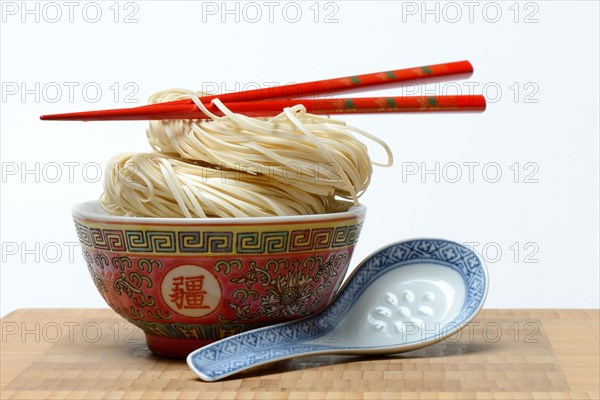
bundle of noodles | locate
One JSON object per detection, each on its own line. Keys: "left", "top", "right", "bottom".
{"left": 100, "top": 90, "right": 393, "bottom": 218}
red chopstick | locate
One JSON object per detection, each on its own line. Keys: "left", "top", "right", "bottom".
{"left": 40, "top": 95, "right": 486, "bottom": 121}
{"left": 142, "top": 60, "right": 473, "bottom": 107}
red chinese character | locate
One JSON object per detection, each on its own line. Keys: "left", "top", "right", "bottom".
{"left": 170, "top": 275, "right": 209, "bottom": 309}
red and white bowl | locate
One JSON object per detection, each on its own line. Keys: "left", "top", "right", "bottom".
{"left": 72, "top": 200, "right": 366, "bottom": 358}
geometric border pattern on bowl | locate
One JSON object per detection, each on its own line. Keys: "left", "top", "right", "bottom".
{"left": 74, "top": 222, "right": 363, "bottom": 255}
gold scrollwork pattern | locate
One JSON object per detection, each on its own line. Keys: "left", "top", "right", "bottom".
{"left": 138, "top": 258, "right": 162, "bottom": 273}
{"left": 113, "top": 270, "right": 156, "bottom": 308}
{"left": 94, "top": 254, "right": 109, "bottom": 269}
{"left": 112, "top": 256, "right": 133, "bottom": 271}
{"left": 214, "top": 259, "right": 243, "bottom": 275}
{"left": 147, "top": 308, "right": 173, "bottom": 320}
{"left": 220, "top": 251, "right": 350, "bottom": 323}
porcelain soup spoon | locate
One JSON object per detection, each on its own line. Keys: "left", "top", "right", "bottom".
{"left": 188, "top": 238, "right": 489, "bottom": 381}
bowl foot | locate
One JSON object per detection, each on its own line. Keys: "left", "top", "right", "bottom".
{"left": 145, "top": 334, "right": 213, "bottom": 359}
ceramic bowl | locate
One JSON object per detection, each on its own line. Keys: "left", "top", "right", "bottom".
{"left": 72, "top": 201, "right": 366, "bottom": 358}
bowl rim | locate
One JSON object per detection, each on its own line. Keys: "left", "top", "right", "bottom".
{"left": 72, "top": 200, "right": 367, "bottom": 225}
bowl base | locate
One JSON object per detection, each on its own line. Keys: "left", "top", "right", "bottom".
{"left": 145, "top": 334, "right": 213, "bottom": 359}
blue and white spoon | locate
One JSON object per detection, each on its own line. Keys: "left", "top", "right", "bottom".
{"left": 188, "top": 238, "right": 488, "bottom": 381}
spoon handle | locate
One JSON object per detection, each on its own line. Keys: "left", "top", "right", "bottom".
{"left": 187, "top": 318, "right": 337, "bottom": 381}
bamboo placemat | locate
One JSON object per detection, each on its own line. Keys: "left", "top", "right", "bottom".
{"left": 1, "top": 309, "right": 598, "bottom": 399}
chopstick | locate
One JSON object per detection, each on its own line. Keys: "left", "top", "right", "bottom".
{"left": 40, "top": 95, "right": 486, "bottom": 121}
{"left": 143, "top": 60, "right": 474, "bottom": 106}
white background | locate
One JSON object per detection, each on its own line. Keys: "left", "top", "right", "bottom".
{"left": 1, "top": 1, "right": 598, "bottom": 317}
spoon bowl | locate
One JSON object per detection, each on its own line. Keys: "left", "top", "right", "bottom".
{"left": 187, "top": 238, "right": 488, "bottom": 381}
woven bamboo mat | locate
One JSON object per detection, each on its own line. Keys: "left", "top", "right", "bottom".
{"left": 1, "top": 309, "right": 598, "bottom": 399}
